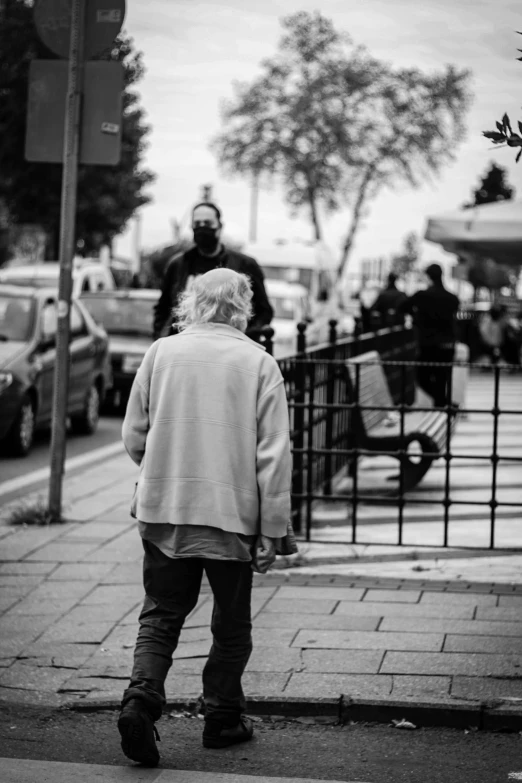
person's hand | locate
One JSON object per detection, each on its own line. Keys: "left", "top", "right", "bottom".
{"left": 252, "top": 535, "right": 276, "bottom": 574}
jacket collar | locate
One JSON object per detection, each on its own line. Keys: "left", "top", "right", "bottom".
{"left": 179, "top": 322, "right": 266, "bottom": 350}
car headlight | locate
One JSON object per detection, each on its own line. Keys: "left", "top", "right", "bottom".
{"left": 0, "top": 372, "right": 13, "bottom": 394}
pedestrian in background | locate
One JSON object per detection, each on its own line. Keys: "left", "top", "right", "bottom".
{"left": 370, "top": 272, "right": 408, "bottom": 327}
{"left": 400, "top": 263, "right": 460, "bottom": 407}
{"left": 119, "top": 268, "right": 293, "bottom": 767}
{"left": 153, "top": 202, "right": 273, "bottom": 340}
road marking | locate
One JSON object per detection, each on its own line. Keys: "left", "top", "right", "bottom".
{"left": 0, "top": 441, "right": 124, "bottom": 499}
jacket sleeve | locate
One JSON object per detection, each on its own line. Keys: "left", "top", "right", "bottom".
{"left": 256, "top": 372, "right": 292, "bottom": 538}
{"left": 153, "top": 259, "right": 177, "bottom": 339}
{"left": 122, "top": 343, "right": 158, "bottom": 465}
{"left": 246, "top": 259, "right": 274, "bottom": 332}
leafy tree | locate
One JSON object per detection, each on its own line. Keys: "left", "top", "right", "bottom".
{"left": 0, "top": 0, "right": 155, "bottom": 257}
{"left": 463, "top": 162, "right": 515, "bottom": 208}
{"left": 390, "top": 232, "right": 420, "bottom": 278}
{"left": 211, "top": 11, "right": 472, "bottom": 278}
{"left": 483, "top": 33, "right": 522, "bottom": 163}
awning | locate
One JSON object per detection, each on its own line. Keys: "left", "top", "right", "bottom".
{"left": 424, "top": 199, "right": 522, "bottom": 267}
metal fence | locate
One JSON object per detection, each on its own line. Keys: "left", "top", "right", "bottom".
{"left": 260, "top": 323, "right": 522, "bottom": 551}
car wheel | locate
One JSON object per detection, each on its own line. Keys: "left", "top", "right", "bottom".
{"left": 8, "top": 395, "right": 35, "bottom": 457}
{"left": 71, "top": 383, "right": 100, "bottom": 435}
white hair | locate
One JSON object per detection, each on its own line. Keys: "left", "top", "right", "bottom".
{"left": 174, "top": 269, "right": 253, "bottom": 332}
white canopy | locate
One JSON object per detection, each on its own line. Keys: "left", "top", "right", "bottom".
{"left": 424, "top": 199, "right": 522, "bottom": 267}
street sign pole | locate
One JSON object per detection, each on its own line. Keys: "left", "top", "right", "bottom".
{"left": 48, "top": 0, "right": 86, "bottom": 519}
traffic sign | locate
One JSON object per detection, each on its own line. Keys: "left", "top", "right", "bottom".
{"left": 34, "top": 0, "right": 125, "bottom": 59}
{"left": 25, "top": 59, "right": 123, "bottom": 166}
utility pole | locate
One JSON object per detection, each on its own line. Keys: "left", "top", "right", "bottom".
{"left": 48, "top": 0, "right": 85, "bottom": 518}
{"left": 249, "top": 173, "right": 259, "bottom": 243}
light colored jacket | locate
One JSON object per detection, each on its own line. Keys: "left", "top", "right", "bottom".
{"left": 122, "top": 323, "right": 292, "bottom": 538}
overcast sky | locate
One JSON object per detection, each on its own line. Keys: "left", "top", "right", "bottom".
{"left": 114, "top": 0, "right": 522, "bottom": 272}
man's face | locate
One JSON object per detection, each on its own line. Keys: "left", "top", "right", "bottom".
{"left": 192, "top": 206, "right": 220, "bottom": 234}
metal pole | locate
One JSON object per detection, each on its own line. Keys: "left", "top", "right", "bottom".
{"left": 249, "top": 173, "right": 259, "bottom": 243}
{"left": 48, "top": 0, "right": 86, "bottom": 519}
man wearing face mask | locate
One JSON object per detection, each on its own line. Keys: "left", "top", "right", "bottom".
{"left": 153, "top": 202, "right": 273, "bottom": 341}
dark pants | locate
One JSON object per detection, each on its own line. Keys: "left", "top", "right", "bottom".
{"left": 122, "top": 540, "right": 253, "bottom": 725}
{"left": 417, "top": 346, "right": 454, "bottom": 408}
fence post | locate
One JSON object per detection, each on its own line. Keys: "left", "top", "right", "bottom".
{"left": 323, "top": 319, "right": 337, "bottom": 496}
{"left": 291, "top": 322, "right": 307, "bottom": 534}
{"left": 261, "top": 325, "right": 274, "bottom": 356}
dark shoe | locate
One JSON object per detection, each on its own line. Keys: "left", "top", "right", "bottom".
{"left": 203, "top": 716, "right": 254, "bottom": 749}
{"left": 118, "top": 699, "right": 160, "bottom": 767}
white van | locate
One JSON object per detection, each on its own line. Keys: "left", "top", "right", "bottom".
{"left": 242, "top": 240, "right": 346, "bottom": 337}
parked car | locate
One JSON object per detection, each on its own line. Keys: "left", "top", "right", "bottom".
{"left": 0, "top": 260, "right": 116, "bottom": 297}
{"left": 79, "top": 289, "right": 157, "bottom": 409}
{"left": 265, "top": 279, "right": 329, "bottom": 358}
{"left": 0, "top": 285, "right": 111, "bottom": 456}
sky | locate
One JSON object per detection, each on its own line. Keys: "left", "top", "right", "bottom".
{"left": 114, "top": 0, "right": 522, "bottom": 276}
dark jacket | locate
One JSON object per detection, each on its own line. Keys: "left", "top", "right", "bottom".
{"left": 153, "top": 245, "right": 274, "bottom": 340}
{"left": 401, "top": 284, "right": 460, "bottom": 348}
{"left": 371, "top": 284, "right": 408, "bottom": 315}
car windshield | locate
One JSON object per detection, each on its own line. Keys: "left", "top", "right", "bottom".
{"left": 0, "top": 295, "right": 35, "bottom": 341}
{"left": 262, "top": 266, "right": 313, "bottom": 290}
{"left": 81, "top": 296, "right": 153, "bottom": 336}
{"left": 271, "top": 296, "right": 297, "bottom": 320}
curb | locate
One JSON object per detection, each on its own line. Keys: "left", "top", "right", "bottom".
{"left": 67, "top": 694, "right": 522, "bottom": 732}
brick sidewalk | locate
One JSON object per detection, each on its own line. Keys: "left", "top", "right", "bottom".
{"left": 1, "top": 453, "right": 522, "bottom": 729}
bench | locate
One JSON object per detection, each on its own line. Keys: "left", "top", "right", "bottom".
{"left": 345, "top": 350, "right": 466, "bottom": 491}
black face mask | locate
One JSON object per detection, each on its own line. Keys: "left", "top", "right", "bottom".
{"left": 193, "top": 227, "right": 219, "bottom": 254}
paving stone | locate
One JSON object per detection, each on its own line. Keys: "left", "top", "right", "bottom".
{"left": 275, "top": 586, "right": 365, "bottom": 602}
{"left": 293, "top": 630, "right": 444, "bottom": 652}
{"left": 164, "top": 673, "right": 205, "bottom": 697}
{"left": 0, "top": 661, "right": 75, "bottom": 690}
{"left": 178, "top": 626, "right": 212, "bottom": 644}
{"left": 243, "top": 672, "right": 291, "bottom": 696}
{"left": 476, "top": 606, "right": 522, "bottom": 622}
{"left": 184, "top": 601, "right": 213, "bottom": 628}
{"left": 334, "top": 602, "right": 475, "bottom": 619}
{"left": 0, "top": 583, "right": 39, "bottom": 600}
{"left": 301, "top": 649, "right": 383, "bottom": 674}
{"left": 4, "top": 596, "right": 78, "bottom": 616}
{"left": 49, "top": 563, "right": 116, "bottom": 581}
{"left": 28, "top": 581, "right": 97, "bottom": 601}
{"left": 17, "top": 642, "right": 98, "bottom": 668}
{"left": 80, "top": 530, "right": 142, "bottom": 562}
{"left": 451, "top": 676, "right": 522, "bottom": 701}
{"left": 0, "top": 595, "right": 22, "bottom": 612}
{"left": 0, "top": 657, "right": 15, "bottom": 668}
{"left": 284, "top": 672, "right": 392, "bottom": 698}
{"left": 0, "top": 635, "right": 41, "bottom": 659}
{"left": 444, "top": 634, "right": 522, "bottom": 654}
{"left": 61, "top": 602, "right": 140, "bottom": 626}
{"left": 169, "top": 658, "right": 206, "bottom": 675}
{"left": 252, "top": 627, "right": 299, "bottom": 647}
{"left": 172, "top": 642, "right": 210, "bottom": 660}
{"left": 254, "top": 612, "right": 379, "bottom": 632}
{"left": 0, "top": 686, "right": 70, "bottom": 706}
{"left": 391, "top": 675, "right": 451, "bottom": 699}
{"left": 62, "top": 522, "right": 133, "bottom": 541}
{"left": 498, "top": 595, "right": 522, "bottom": 607}
{"left": 419, "top": 592, "right": 498, "bottom": 607}
{"left": 58, "top": 675, "right": 129, "bottom": 693}
{"left": 24, "top": 542, "right": 100, "bottom": 562}
{"left": 379, "top": 617, "right": 522, "bottom": 637}
{"left": 100, "top": 563, "right": 142, "bottom": 584}
{"left": 119, "top": 606, "right": 141, "bottom": 626}
{"left": 380, "top": 651, "right": 522, "bottom": 677}
{"left": 363, "top": 589, "right": 421, "bottom": 603}
{"left": 264, "top": 598, "right": 338, "bottom": 615}
{"left": 0, "top": 574, "right": 46, "bottom": 588}
{"left": 37, "top": 621, "right": 115, "bottom": 645}
{"left": 246, "top": 646, "right": 302, "bottom": 673}
{"left": 79, "top": 584, "right": 144, "bottom": 605}
{"left": 0, "top": 562, "right": 56, "bottom": 576}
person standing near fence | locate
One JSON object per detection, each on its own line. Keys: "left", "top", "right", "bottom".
{"left": 400, "top": 263, "right": 460, "bottom": 407}
{"left": 118, "top": 268, "right": 292, "bottom": 767}
{"left": 370, "top": 272, "right": 408, "bottom": 327}
{"left": 153, "top": 202, "right": 273, "bottom": 341}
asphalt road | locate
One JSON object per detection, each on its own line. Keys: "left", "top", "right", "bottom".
{"left": 0, "top": 705, "right": 520, "bottom": 783}
{"left": 0, "top": 413, "right": 124, "bottom": 501}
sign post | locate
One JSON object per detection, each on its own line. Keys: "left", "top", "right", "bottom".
{"left": 47, "top": 0, "right": 86, "bottom": 519}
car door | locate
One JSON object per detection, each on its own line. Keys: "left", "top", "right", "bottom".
{"left": 67, "top": 302, "right": 96, "bottom": 413}
{"left": 36, "top": 299, "right": 58, "bottom": 425}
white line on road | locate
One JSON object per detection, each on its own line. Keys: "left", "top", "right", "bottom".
{"left": 0, "top": 441, "right": 125, "bottom": 499}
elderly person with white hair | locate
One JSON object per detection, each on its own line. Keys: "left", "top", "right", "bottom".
{"left": 118, "top": 268, "right": 293, "bottom": 767}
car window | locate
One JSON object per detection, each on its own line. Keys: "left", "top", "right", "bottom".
{"left": 41, "top": 302, "right": 58, "bottom": 343}
{"left": 81, "top": 275, "right": 91, "bottom": 293}
{"left": 272, "top": 296, "right": 296, "bottom": 320}
{"left": 70, "top": 303, "right": 87, "bottom": 337}
{"left": 95, "top": 272, "right": 108, "bottom": 291}
{"left": 0, "top": 295, "right": 35, "bottom": 341}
